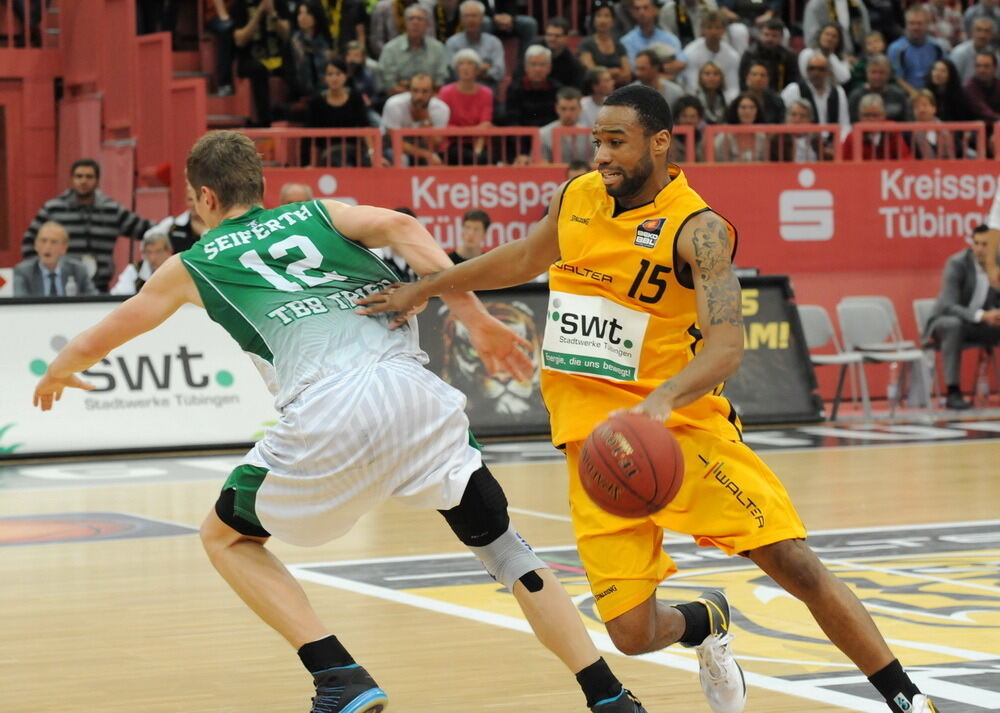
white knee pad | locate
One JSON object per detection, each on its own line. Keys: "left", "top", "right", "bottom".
{"left": 468, "top": 524, "right": 546, "bottom": 590}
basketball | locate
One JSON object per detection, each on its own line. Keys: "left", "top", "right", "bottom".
{"left": 578, "top": 413, "right": 684, "bottom": 518}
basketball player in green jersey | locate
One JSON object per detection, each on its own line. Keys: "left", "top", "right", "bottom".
{"left": 32, "top": 131, "right": 649, "bottom": 713}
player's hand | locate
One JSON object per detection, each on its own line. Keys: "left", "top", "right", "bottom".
{"left": 465, "top": 314, "right": 534, "bottom": 381}
{"left": 355, "top": 281, "right": 427, "bottom": 328}
{"left": 611, "top": 392, "right": 674, "bottom": 424}
{"left": 33, "top": 372, "right": 95, "bottom": 411}
{"left": 983, "top": 309, "right": 1000, "bottom": 327}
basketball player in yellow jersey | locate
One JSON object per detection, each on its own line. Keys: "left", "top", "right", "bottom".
{"left": 359, "top": 85, "right": 940, "bottom": 713}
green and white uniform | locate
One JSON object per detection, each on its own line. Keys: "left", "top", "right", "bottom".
{"left": 182, "top": 200, "right": 482, "bottom": 545}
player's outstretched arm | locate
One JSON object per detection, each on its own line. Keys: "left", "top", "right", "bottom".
{"left": 33, "top": 256, "right": 199, "bottom": 411}
{"left": 353, "top": 188, "right": 563, "bottom": 321}
{"left": 323, "top": 199, "right": 536, "bottom": 379}
{"left": 633, "top": 211, "right": 744, "bottom": 422}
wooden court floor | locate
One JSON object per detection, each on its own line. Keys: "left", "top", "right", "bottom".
{"left": 2, "top": 432, "right": 998, "bottom": 713}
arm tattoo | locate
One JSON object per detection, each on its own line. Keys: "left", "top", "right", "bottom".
{"left": 690, "top": 219, "right": 743, "bottom": 327}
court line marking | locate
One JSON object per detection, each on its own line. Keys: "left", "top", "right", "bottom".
{"left": 290, "top": 566, "right": 888, "bottom": 713}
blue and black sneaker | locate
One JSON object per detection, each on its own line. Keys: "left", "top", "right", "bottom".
{"left": 309, "top": 664, "right": 388, "bottom": 713}
{"left": 590, "top": 687, "right": 647, "bottom": 713}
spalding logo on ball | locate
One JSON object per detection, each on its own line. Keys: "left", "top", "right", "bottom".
{"left": 579, "top": 412, "right": 684, "bottom": 518}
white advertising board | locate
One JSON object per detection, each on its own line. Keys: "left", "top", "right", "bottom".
{"left": 1, "top": 301, "right": 275, "bottom": 457}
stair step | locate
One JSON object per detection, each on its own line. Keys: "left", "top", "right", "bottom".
{"left": 172, "top": 50, "right": 201, "bottom": 73}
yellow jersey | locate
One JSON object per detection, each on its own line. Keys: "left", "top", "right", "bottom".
{"left": 541, "top": 166, "right": 741, "bottom": 447}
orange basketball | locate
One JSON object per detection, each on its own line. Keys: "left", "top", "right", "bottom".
{"left": 579, "top": 413, "right": 684, "bottom": 518}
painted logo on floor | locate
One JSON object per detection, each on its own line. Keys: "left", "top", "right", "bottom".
{"left": 0, "top": 512, "right": 196, "bottom": 546}
{"left": 292, "top": 521, "right": 1000, "bottom": 713}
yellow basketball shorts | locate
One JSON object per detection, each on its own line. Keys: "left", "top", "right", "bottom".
{"left": 565, "top": 424, "right": 807, "bottom": 622}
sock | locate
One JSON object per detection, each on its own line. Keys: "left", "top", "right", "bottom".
{"left": 868, "top": 659, "right": 921, "bottom": 713}
{"left": 575, "top": 657, "right": 623, "bottom": 709}
{"left": 673, "top": 601, "right": 710, "bottom": 646}
{"left": 298, "top": 635, "right": 355, "bottom": 674}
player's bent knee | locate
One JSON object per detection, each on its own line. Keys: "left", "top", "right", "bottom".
{"left": 751, "top": 539, "right": 825, "bottom": 596}
{"left": 469, "top": 525, "right": 547, "bottom": 590}
{"left": 605, "top": 620, "right": 654, "bottom": 656}
{"left": 439, "top": 465, "right": 511, "bottom": 547}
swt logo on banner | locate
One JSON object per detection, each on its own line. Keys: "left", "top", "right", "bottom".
{"left": 779, "top": 168, "right": 834, "bottom": 241}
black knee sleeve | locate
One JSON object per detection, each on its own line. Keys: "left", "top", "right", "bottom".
{"left": 438, "top": 466, "right": 511, "bottom": 547}
{"left": 214, "top": 488, "right": 271, "bottom": 538}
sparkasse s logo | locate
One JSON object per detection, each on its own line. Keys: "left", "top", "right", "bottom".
{"left": 779, "top": 168, "right": 834, "bottom": 241}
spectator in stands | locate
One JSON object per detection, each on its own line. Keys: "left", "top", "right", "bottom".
{"left": 146, "top": 186, "right": 209, "bottom": 253}
{"left": 439, "top": 48, "right": 494, "bottom": 164}
{"left": 714, "top": 92, "right": 769, "bottom": 162}
{"left": 279, "top": 183, "right": 314, "bottom": 202}
{"left": 21, "top": 159, "right": 153, "bottom": 293}
{"left": 206, "top": 0, "right": 236, "bottom": 95}
{"left": 843, "top": 93, "right": 912, "bottom": 159}
{"left": 504, "top": 45, "right": 561, "bottom": 127}
{"left": 743, "top": 61, "right": 785, "bottom": 124}
{"left": 951, "top": 18, "right": 999, "bottom": 82}
{"left": 291, "top": 2, "right": 334, "bottom": 98}
{"left": 799, "top": 22, "right": 853, "bottom": 89}
{"left": 370, "top": 0, "right": 426, "bottom": 58}
{"left": 306, "top": 58, "right": 381, "bottom": 166}
{"left": 717, "top": 0, "right": 781, "bottom": 54}
{"left": 430, "top": 0, "right": 463, "bottom": 43}
{"left": 446, "top": 209, "right": 490, "bottom": 263}
{"left": 233, "top": 0, "right": 294, "bottom": 126}
{"left": 344, "top": 40, "right": 377, "bottom": 99}
{"left": 927, "top": 58, "right": 973, "bottom": 121}
{"left": 535, "top": 17, "right": 585, "bottom": 90}
{"left": 963, "top": 50, "right": 1000, "bottom": 124}
{"left": 924, "top": 223, "right": 1000, "bottom": 410}
{"left": 566, "top": 159, "right": 591, "bottom": 179}
{"left": 382, "top": 72, "right": 450, "bottom": 164}
{"left": 693, "top": 60, "right": 732, "bottom": 123}
{"left": 847, "top": 53, "right": 909, "bottom": 122}
{"left": 378, "top": 5, "right": 449, "bottom": 97}
{"left": 802, "top": 0, "right": 870, "bottom": 59}
{"left": 668, "top": 94, "right": 706, "bottom": 162}
{"left": 681, "top": 11, "right": 741, "bottom": 93}
{"left": 888, "top": 5, "right": 947, "bottom": 94}
{"left": 109, "top": 233, "right": 173, "bottom": 296}
{"left": 926, "top": 0, "right": 965, "bottom": 50}
{"left": 907, "top": 89, "right": 955, "bottom": 159}
{"left": 963, "top": 0, "right": 1000, "bottom": 39}
{"left": 621, "top": 0, "right": 687, "bottom": 71}
{"left": 580, "top": 66, "right": 614, "bottom": 125}
{"left": 578, "top": 0, "right": 631, "bottom": 88}
{"left": 612, "top": 0, "right": 636, "bottom": 37}
{"left": 780, "top": 53, "right": 851, "bottom": 137}
{"left": 539, "top": 87, "right": 591, "bottom": 163}
{"left": 848, "top": 29, "right": 886, "bottom": 89}
{"left": 738, "top": 18, "right": 797, "bottom": 92}
{"left": 444, "top": 1, "right": 505, "bottom": 91}
{"left": 318, "top": 0, "right": 368, "bottom": 55}
{"left": 659, "top": 0, "right": 711, "bottom": 47}
{"left": 14, "top": 221, "right": 98, "bottom": 297}
{"left": 632, "top": 48, "right": 688, "bottom": 112}
{"left": 480, "top": 0, "right": 538, "bottom": 57}
{"left": 772, "top": 98, "right": 828, "bottom": 161}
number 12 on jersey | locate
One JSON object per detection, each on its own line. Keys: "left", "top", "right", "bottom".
{"left": 238, "top": 234, "right": 348, "bottom": 292}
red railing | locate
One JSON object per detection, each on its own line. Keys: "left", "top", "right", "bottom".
{"left": 0, "top": 0, "right": 59, "bottom": 49}
{"left": 241, "top": 128, "right": 384, "bottom": 168}
{"left": 703, "top": 124, "right": 844, "bottom": 163}
{"left": 388, "top": 126, "right": 543, "bottom": 167}
{"left": 846, "top": 121, "right": 987, "bottom": 161}
{"left": 551, "top": 125, "right": 696, "bottom": 164}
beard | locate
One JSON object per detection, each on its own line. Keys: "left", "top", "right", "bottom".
{"left": 603, "top": 152, "right": 654, "bottom": 201}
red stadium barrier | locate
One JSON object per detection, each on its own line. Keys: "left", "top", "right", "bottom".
{"left": 550, "top": 125, "right": 698, "bottom": 164}
{"left": 845, "top": 121, "right": 987, "bottom": 161}
{"left": 703, "top": 123, "right": 844, "bottom": 163}
{"left": 388, "top": 126, "right": 543, "bottom": 167}
{"left": 241, "top": 128, "right": 384, "bottom": 169}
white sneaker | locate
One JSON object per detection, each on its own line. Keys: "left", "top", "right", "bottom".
{"left": 910, "top": 694, "right": 940, "bottom": 712}
{"left": 691, "top": 591, "right": 747, "bottom": 713}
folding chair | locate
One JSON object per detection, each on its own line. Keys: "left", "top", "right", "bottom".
{"left": 798, "top": 304, "right": 871, "bottom": 421}
{"left": 914, "top": 297, "right": 1000, "bottom": 404}
{"left": 837, "top": 301, "right": 926, "bottom": 417}
{"left": 840, "top": 296, "right": 916, "bottom": 350}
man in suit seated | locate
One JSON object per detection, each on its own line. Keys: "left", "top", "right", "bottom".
{"left": 924, "top": 223, "right": 1000, "bottom": 409}
{"left": 14, "top": 221, "right": 98, "bottom": 297}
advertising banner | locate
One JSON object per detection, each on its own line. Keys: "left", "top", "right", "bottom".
{"left": 1, "top": 300, "right": 275, "bottom": 457}
{"left": 265, "top": 161, "right": 1000, "bottom": 274}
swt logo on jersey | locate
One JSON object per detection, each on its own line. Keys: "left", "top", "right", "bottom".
{"left": 634, "top": 218, "right": 667, "bottom": 248}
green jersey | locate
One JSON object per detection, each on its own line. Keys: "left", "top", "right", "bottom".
{"left": 181, "top": 200, "right": 422, "bottom": 407}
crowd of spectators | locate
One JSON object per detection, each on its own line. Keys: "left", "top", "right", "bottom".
{"left": 200, "top": 0, "right": 1000, "bottom": 165}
